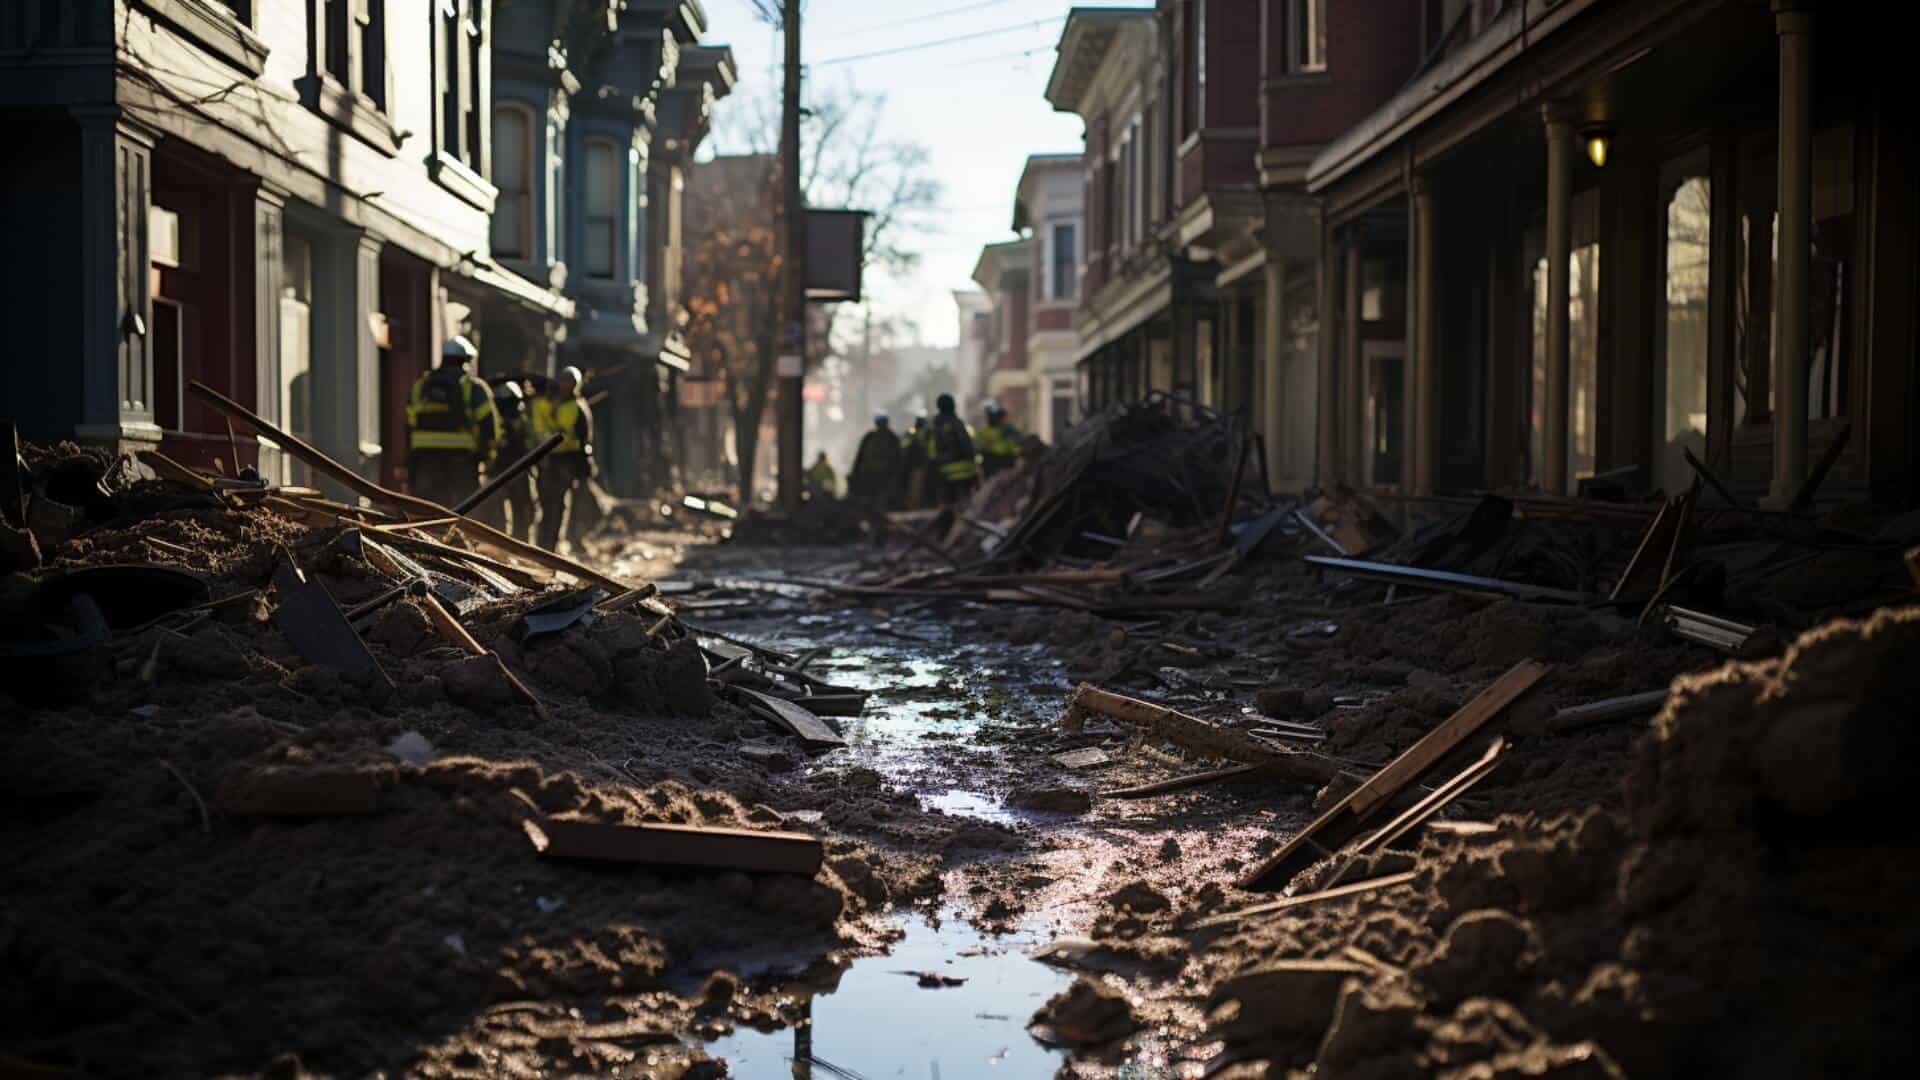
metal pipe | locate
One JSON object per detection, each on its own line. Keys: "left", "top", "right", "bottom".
{"left": 452, "top": 433, "right": 563, "bottom": 516}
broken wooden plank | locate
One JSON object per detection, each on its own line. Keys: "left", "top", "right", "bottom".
{"left": 217, "top": 767, "right": 385, "bottom": 816}
{"left": 732, "top": 686, "right": 847, "bottom": 749}
{"left": 417, "top": 591, "right": 551, "bottom": 721}
{"left": 453, "top": 433, "right": 563, "bottom": 516}
{"left": 1682, "top": 445, "right": 1745, "bottom": 509}
{"left": 1238, "top": 658, "right": 1548, "bottom": 891}
{"left": 524, "top": 817, "right": 823, "bottom": 876}
{"left": 1304, "top": 556, "right": 1589, "bottom": 605}
{"left": 1, "top": 419, "right": 25, "bottom": 528}
{"left": 187, "top": 380, "right": 646, "bottom": 598}
{"left": 1608, "top": 497, "right": 1679, "bottom": 602}
{"left": 1789, "top": 420, "right": 1851, "bottom": 514}
{"left": 1052, "top": 747, "right": 1113, "bottom": 770}
{"left": 1539, "top": 689, "right": 1669, "bottom": 734}
{"left": 1194, "top": 870, "right": 1420, "bottom": 928}
{"left": 136, "top": 449, "right": 218, "bottom": 494}
{"left": 271, "top": 553, "right": 393, "bottom": 690}
{"left": 1100, "top": 762, "right": 1269, "bottom": 799}
{"left": 1350, "top": 736, "right": 1506, "bottom": 857}
{"left": 1665, "top": 606, "right": 1755, "bottom": 652}
{"left": 1065, "top": 684, "right": 1339, "bottom": 785}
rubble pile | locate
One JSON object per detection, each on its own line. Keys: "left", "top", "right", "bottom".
{"left": 0, "top": 434, "right": 982, "bottom": 1076}
{"left": 1157, "top": 604, "right": 1920, "bottom": 1078}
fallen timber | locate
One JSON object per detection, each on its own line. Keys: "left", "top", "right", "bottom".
{"left": 1239, "top": 658, "right": 1550, "bottom": 891}
{"left": 1303, "top": 555, "right": 1592, "bottom": 605}
{"left": 1065, "top": 684, "right": 1341, "bottom": 787}
{"left": 187, "top": 380, "right": 653, "bottom": 603}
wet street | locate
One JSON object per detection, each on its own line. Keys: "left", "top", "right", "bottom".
{"left": 598, "top": 532, "right": 1317, "bottom": 1077}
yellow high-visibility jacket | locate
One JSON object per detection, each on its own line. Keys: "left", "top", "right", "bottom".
{"left": 977, "top": 421, "right": 1022, "bottom": 466}
{"left": 407, "top": 368, "right": 499, "bottom": 456}
{"left": 930, "top": 415, "right": 978, "bottom": 482}
{"left": 530, "top": 392, "right": 592, "bottom": 455}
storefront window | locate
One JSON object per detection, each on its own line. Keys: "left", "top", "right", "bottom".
{"left": 1659, "top": 168, "right": 1711, "bottom": 494}
{"left": 1527, "top": 191, "right": 1600, "bottom": 492}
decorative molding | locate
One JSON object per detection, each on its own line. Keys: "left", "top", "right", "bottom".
{"left": 136, "top": 0, "right": 269, "bottom": 77}
{"left": 296, "top": 73, "right": 403, "bottom": 157}
{"left": 429, "top": 151, "right": 500, "bottom": 212}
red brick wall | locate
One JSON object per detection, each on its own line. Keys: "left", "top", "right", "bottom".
{"left": 1260, "top": 0, "right": 1423, "bottom": 149}
{"left": 1001, "top": 385, "right": 1032, "bottom": 429}
{"left": 997, "top": 285, "right": 1030, "bottom": 371}
{"left": 1035, "top": 307, "right": 1073, "bottom": 332}
{"left": 1204, "top": 0, "right": 1262, "bottom": 129}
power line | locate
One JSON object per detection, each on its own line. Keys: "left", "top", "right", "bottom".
{"left": 840, "top": 0, "right": 1015, "bottom": 39}
{"left": 922, "top": 43, "right": 1054, "bottom": 73}
{"left": 812, "top": 15, "right": 1067, "bottom": 67}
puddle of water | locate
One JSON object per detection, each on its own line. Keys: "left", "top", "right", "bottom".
{"left": 921, "top": 788, "right": 1015, "bottom": 824}
{"left": 704, "top": 912, "right": 1071, "bottom": 1077}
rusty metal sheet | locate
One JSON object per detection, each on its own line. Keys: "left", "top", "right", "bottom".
{"left": 732, "top": 687, "right": 847, "bottom": 749}
{"left": 524, "top": 817, "right": 823, "bottom": 876}
{"left": 272, "top": 553, "right": 393, "bottom": 690}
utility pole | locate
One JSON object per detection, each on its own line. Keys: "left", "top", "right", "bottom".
{"left": 776, "top": 0, "right": 805, "bottom": 511}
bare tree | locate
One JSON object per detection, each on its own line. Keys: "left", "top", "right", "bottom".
{"left": 685, "top": 80, "right": 941, "bottom": 502}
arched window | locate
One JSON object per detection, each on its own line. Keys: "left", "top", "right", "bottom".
{"left": 491, "top": 103, "right": 534, "bottom": 259}
{"left": 584, "top": 137, "right": 620, "bottom": 280}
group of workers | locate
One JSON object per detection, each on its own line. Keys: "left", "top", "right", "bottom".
{"left": 404, "top": 335, "right": 596, "bottom": 550}
{"left": 823, "top": 392, "right": 1027, "bottom": 511}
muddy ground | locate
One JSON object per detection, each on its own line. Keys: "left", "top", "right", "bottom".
{"left": 5, "top": 456, "right": 1919, "bottom": 1078}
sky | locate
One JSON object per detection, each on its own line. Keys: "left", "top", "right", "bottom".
{"left": 697, "top": 0, "right": 1153, "bottom": 348}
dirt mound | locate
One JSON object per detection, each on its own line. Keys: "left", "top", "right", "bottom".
{"left": 1177, "top": 604, "right": 1920, "bottom": 1077}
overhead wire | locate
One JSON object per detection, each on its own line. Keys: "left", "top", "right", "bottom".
{"left": 812, "top": 14, "right": 1067, "bottom": 67}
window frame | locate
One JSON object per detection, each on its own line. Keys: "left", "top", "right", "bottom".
{"left": 1285, "top": 0, "right": 1328, "bottom": 75}
{"left": 584, "top": 137, "right": 623, "bottom": 281}
{"left": 1052, "top": 221, "right": 1078, "bottom": 301}
{"left": 299, "top": 0, "right": 399, "bottom": 155}
{"left": 429, "top": 0, "right": 496, "bottom": 207}
{"left": 490, "top": 101, "right": 536, "bottom": 261}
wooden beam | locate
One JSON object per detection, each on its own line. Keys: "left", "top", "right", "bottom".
{"left": 1066, "top": 684, "right": 1338, "bottom": 785}
{"left": 525, "top": 817, "right": 823, "bottom": 876}
{"left": 1238, "top": 658, "right": 1548, "bottom": 891}
{"left": 185, "top": 380, "right": 646, "bottom": 598}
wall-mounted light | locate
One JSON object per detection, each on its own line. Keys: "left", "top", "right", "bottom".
{"left": 1583, "top": 126, "right": 1613, "bottom": 168}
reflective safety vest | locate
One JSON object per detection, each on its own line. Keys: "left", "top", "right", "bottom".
{"left": 977, "top": 421, "right": 1021, "bottom": 462}
{"left": 931, "top": 416, "right": 978, "bottom": 482}
{"left": 530, "top": 393, "right": 588, "bottom": 454}
{"left": 807, "top": 461, "right": 837, "bottom": 493}
{"left": 407, "top": 368, "right": 497, "bottom": 455}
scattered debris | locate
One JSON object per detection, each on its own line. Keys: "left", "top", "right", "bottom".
{"left": 523, "top": 817, "right": 826, "bottom": 877}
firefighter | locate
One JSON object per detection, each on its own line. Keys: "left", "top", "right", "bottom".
{"left": 806, "top": 451, "right": 838, "bottom": 499}
{"left": 929, "top": 393, "right": 978, "bottom": 506}
{"left": 899, "top": 414, "right": 932, "bottom": 509}
{"left": 976, "top": 400, "right": 1023, "bottom": 479}
{"left": 405, "top": 336, "right": 499, "bottom": 509}
{"left": 850, "top": 412, "right": 904, "bottom": 508}
{"left": 530, "top": 365, "right": 593, "bottom": 551}
{"left": 476, "top": 379, "right": 538, "bottom": 541}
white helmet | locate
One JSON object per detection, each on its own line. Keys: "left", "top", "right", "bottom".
{"left": 558, "top": 365, "right": 584, "bottom": 387}
{"left": 441, "top": 335, "right": 479, "bottom": 365}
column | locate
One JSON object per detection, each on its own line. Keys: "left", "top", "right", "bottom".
{"left": 72, "top": 107, "right": 159, "bottom": 449}
{"left": 1316, "top": 221, "right": 1339, "bottom": 487}
{"left": 1767, "top": 0, "right": 1814, "bottom": 507}
{"left": 245, "top": 182, "right": 288, "bottom": 481}
{"left": 1410, "top": 174, "right": 1438, "bottom": 494}
{"left": 1342, "top": 227, "right": 1365, "bottom": 486}
{"left": 309, "top": 225, "right": 383, "bottom": 491}
{"left": 1262, "top": 254, "right": 1287, "bottom": 486}
{"left": 1542, "top": 103, "right": 1576, "bottom": 494}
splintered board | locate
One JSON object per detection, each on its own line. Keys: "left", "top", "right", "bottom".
{"left": 733, "top": 687, "right": 848, "bottom": 749}
{"left": 272, "top": 554, "right": 393, "bottom": 690}
{"left": 524, "top": 817, "right": 823, "bottom": 876}
{"left": 1237, "top": 658, "right": 1549, "bottom": 891}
